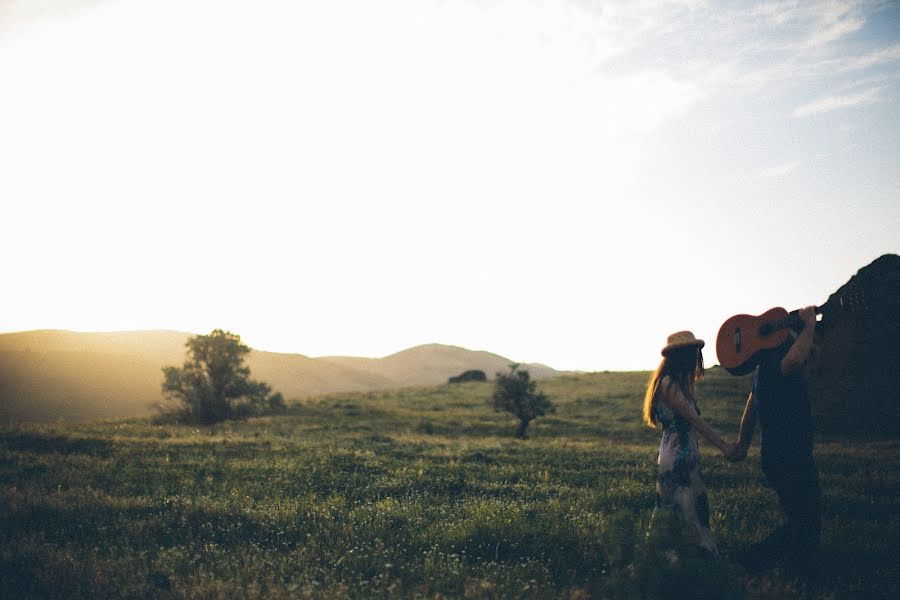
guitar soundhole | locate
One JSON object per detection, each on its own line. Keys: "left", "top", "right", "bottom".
{"left": 734, "top": 328, "right": 742, "bottom": 354}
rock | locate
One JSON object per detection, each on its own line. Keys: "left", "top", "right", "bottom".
{"left": 808, "top": 254, "right": 900, "bottom": 436}
{"left": 448, "top": 369, "right": 487, "bottom": 384}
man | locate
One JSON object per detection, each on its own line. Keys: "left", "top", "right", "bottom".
{"left": 731, "top": 306, "right": 821, "bottom": 597}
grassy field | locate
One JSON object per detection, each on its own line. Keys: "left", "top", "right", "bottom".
{"left": 1, "top": 369, "right": 897, "bottom": 599}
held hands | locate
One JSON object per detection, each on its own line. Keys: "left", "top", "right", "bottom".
{"left": 722, "top": 441, "right": 747, "bottom": 462}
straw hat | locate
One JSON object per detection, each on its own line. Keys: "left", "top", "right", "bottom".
{"left": 661, "top": 331, "right": 705, "bottom": 356}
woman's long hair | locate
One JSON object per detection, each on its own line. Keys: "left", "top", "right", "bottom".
{"left": 642, "top": 346, "right": 704, "bottom": 427}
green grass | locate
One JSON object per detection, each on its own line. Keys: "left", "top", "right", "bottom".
{"left": 1, "top": 369, "right": 897, "bottom": 598}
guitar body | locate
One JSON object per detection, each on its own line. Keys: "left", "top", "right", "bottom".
{"left": 717, "top": 292, "right": 865, "bottom": 377}
{"left": 716, "top": 307, "right": 791, "bottom": 375}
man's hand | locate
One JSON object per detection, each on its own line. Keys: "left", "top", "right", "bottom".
{"left": 799, "top": 305, "right": 817, "bottom": 331}
{"left": 782, "top": 306, "right": 818, "bottom": 374}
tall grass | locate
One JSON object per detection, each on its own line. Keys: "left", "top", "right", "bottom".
{"left": 1, "top": 369, "right": 897, "bottom": 598}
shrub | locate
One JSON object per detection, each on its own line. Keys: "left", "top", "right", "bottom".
{"left": 491, "top": 364, "right": 554, "bottom": 438}
{"left": 159, "top": 329, "right": 283, "bottom": 423}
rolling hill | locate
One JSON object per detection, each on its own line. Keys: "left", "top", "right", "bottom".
{"left": 0, "top": 330, "right": 561, "bottom": 421}
{"left": 320, "top": 343, "right": 559, "bottom": 387}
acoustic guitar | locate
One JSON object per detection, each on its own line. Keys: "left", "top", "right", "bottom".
{"left": 715, "top": 292, "right": 865, "bottom": 376}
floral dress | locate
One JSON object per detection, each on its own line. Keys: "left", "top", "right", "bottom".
{"left": 651, "top": 377, "right": 716, "bottom": 553}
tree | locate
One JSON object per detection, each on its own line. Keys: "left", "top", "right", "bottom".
{"left": 161, "top": 329, "right": 282, "bottom": 424}
{"left": 491, "top": 364, "right": 554, "bottom": 439}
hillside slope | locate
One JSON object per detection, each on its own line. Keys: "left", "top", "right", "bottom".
{"left": 0, "top": 331, "right": 561, "bottom": 421}
{"left": 321, "top": 343, "right": 558, "bottom": 387}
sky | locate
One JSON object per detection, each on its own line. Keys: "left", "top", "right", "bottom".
{"left": 0, "top": 0, "right": 898, "bottom": 371}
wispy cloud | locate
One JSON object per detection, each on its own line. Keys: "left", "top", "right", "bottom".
{"left": 792, "top": 87, "right": 882, "bottom": 117}
{"left": 697, "top": 0, "right": 886, "bottom": 91}
{"left": 840, "top": 42, "right": 900, "bottom": 71}
{"left": 758, "top": 161, "right": 801, "bottom": 178}
{"left": 738, "top": 0, "right": 868, "bottom": 48}
{"left": 804, "top": 0, "right": 867, "bottom": 48}
{"left": 0, "top": 0, "right": 109, "bottom": 41}
{"left": 750, "top": 1, "right": 802, "bottom": 27}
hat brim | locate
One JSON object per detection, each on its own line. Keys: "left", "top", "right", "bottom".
{"left": 661, "top": 339, "right": 705, "bottom": 356}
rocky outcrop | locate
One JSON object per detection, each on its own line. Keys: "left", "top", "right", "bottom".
{"left": 448, "top": 369, "right": 488, "bottom": 384}
{"left": 808, "top": 254, "right": 900, "bottom": 436}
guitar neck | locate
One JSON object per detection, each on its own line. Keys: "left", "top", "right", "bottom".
{"left": 759, "top": 292, "right": 863, "bottom": 335}
{"left": 760, "top": 305, "right": 823, "bottom": 335}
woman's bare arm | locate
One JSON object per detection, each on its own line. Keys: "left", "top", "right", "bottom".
{"left": 657, "top": 377, "right": 731, "bottom": 454}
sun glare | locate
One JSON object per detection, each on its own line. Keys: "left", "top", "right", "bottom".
{"left": 0, "top": 1, "right": 897, "bottom": 370}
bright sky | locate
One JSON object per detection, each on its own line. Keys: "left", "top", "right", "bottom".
{"left": 1, "top": 0, "right": 898, "bottom": 371}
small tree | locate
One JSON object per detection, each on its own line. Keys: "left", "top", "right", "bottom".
{"left": 161, "top": 329, "right": 282, "bottom": 424}
{"left": 491, "top": 363, "right": 554, "bottom": 439}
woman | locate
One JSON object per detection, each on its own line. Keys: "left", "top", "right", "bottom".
{"left": 643, "top": 331, "right": 737, "bottom": 554}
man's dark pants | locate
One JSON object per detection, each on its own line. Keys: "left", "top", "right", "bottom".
{"left": 739, "top": 462, "right": 821, "bottom": 593}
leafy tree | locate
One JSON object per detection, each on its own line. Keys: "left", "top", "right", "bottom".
{"left": 491, "top": 364, "right": 554, "bottom": 438}
{"left": 161, "top": 329, "right": 282, "bottom": 423}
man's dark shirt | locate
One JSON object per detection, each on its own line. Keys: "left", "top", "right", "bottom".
{"left": 753, "top": 344, "right": 815, "bottom": 474}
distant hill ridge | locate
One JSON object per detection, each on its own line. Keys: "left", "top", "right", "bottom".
{"left": 0, "top": 331, "right": 561, "bottom": 421}
{"left": 321, "top": 343, "right": 558, "bottom": 387}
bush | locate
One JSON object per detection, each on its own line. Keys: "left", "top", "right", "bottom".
{"left": 491, "top": 364, "right": 554, "bottom": 438}
{"left": 159, "top": 329, "right": 283, "bottom": 423}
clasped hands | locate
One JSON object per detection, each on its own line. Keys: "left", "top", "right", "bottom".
{"left": 722, "top": 441, "right": 748, "bottom": 462}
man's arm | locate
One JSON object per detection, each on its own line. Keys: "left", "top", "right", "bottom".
{"left": 780, "top": 305, "right": 817, "bottom": 375}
